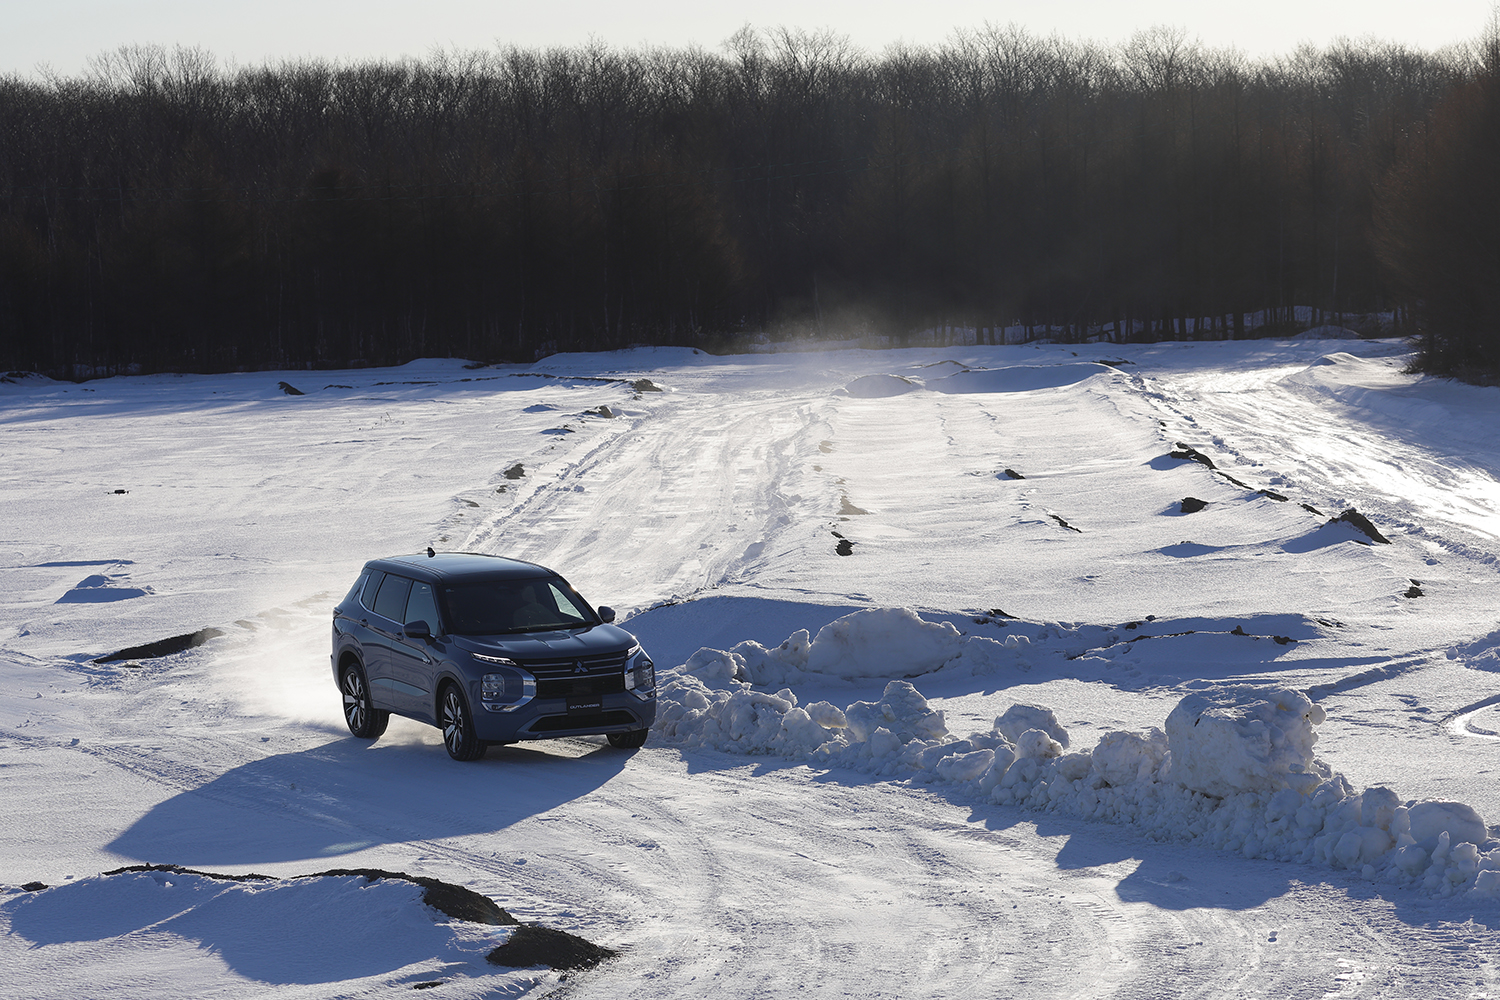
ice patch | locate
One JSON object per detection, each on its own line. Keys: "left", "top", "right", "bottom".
{"left": 844, "top": 374, "right": 920, "bottom": 398}
{"left": 929, "top": 363, "right": 1115, "bottom": 394}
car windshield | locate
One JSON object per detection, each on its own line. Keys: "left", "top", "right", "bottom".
{"left": 440, "top": 578, "right": 597, "bottom": 635}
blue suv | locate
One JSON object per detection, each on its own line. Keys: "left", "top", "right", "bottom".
{"left": 331, "top": 552, "right": 655, "bottom": 760}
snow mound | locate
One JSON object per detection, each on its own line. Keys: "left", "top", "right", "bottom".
{"left": 844, "top": 374, "right": 920, "bottom": 398}
{"left": 655, "top": 613, "right": 1500, "bottom": 899}
{"left": 929, "top": 363, "right": 1115, "bottom": 394}
{"left": 689, "top": 607, "right": 1027, "bottom": 687}
{"left": 0, "top": 868, "right": 527, "bottom": 990}
{"left": 0, "top": 371, "right": 54, "bottom": 387}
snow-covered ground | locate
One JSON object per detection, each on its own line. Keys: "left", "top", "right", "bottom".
{"left": 3, "top": 338, "right": 1499, "bottom": 997}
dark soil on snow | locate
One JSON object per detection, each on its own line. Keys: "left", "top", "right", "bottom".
{"left": 94, "top": 628, "right": 225, "bottom": 664}
{"left": 487, "top": 924, "right": 618, "bottom": 970}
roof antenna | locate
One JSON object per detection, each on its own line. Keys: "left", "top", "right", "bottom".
{"left": 426, "top": 546, "right": 436, "bottom": 558}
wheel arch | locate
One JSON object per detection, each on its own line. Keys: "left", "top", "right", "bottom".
{"left": 338, "top": 649, "right": 364, "bottom": 677}
{"left": 431, "top": 668, "right": 473, "bottom": 717}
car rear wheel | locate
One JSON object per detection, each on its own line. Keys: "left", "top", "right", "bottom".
{"left": 607, "top": 729, "right": 648, "bottom": 749}
{"left": 342, "top": 663, "right": 389, "bottom": 739}
{"left": 440, "top": 684, "right": 487, "bottom": 761}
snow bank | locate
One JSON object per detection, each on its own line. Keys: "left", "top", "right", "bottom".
{"left": 656, "top": 610, "right": 1500, "bottom": 899}
{"left": 688, "top": 607, "right": 1027, "bottom": 687}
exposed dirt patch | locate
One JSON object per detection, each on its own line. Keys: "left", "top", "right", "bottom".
{"left": 631, "top": 378, "right": 663, "bottom": 393}
{"left": 1216, "top": 471, "right": 1251, "bottom": 489}
{"left": 1002, "top": 468, "right": 1025, "bottom": 480}
{"left": 277, "top": 381, "right": 305, "bottom": 395}
{"left": 1170, "top": 443, "right": 1216, "bottom": 469}
{"left": 1180, "top": 497, "right": 1208, "bottom": 514}
{"left": 503, "top": 463, "right": 525, "bottom": 480}
{"left": 95, "top": 628, "right": 225, "bottom": 664}
{"left": 487, "top": 924, "right": 617, "bottom": 970}
{"left": 95, "top": 864, "right": 520, "bottom": 926}
{"left": 1331, "top": 508, "right": 1391, "bottom": 544}
{"left": 1258, "top": 489, "right": 1289, "bottom": 501}
{"left": 307, "top": 868, "right": 517, "bottom": 925}
{"left": 104, "top": 863, "right": 275, "bottom": 882}
{"left": 1405, "top": 579, "right": 1424, "bottom": 598}
{"left": 839, "top": 495, "right": 869, "bottom": 516}
{"left": 1048, "top": 513, "right": 1082, "bottom": 532}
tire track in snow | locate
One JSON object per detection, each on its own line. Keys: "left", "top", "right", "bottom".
{"left": 460, "top": 391, "right": 830, "bottom": 607}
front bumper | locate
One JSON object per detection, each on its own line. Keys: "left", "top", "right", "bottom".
{"left": 471, "top": 689, "right": 656, "bottom": 743}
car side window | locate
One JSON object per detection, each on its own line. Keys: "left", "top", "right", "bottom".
{"left": 342, "top": 571, "right": 368, "bottom": 605}
{"left": 372, "top": 574, "right": 412, "bottom": 624}
{"left": 547, "top": 583, "right": 587, "bottom": 622}
{"left": 360, "top": 571, "right": 385, "bottom": 612}
{"left": 405, "top": 581, "right": 440, "bottom": 632}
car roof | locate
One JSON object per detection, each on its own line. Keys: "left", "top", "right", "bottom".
{"left": 364, "top": 552, "right": 558, "bottom": 584}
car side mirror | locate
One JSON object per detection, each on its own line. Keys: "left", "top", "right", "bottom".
{"left": 403, "top": 620, "right": 432, "bottom": 640}
{"left": 597, "top": 606, "right": 616, "bottom": 623}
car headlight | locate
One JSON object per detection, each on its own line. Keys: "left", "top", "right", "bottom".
{"left": 624, "top": 647, "right": 655, "bottom": 699}
{"left": 476, "top": 658, "right": 536, "bottom": 712}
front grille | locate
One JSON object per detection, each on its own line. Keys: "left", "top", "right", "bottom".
{"left": 528, "top": 710, "right": 638, "bottom": 733}
{"left": 536, "top": 675, "right": 626, "bottom": 699}
{"left": 519, "top": 651, "right": 628, "bottom": 679}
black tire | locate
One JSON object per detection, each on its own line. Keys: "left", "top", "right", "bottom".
{"left": 607, "top": 729, "right": 649, "bottom": 749}
{"left": 440, "top": 684, "right": 486, "bottom": 761}
{"left": 341, "top": 662, "right": 389, "bottom": 739}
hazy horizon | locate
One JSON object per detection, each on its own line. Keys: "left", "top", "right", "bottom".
{"left": 7, "top": 0, "right": 1496, "bottom": 79}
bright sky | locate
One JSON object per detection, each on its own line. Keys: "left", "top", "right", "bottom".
{"left": 5, "top": 0, "right": 1496, "bottom": 78}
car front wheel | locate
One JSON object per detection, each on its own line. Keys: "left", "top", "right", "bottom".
{"left": 440, "top": 684, "right": 486, "bottom": 761}
{"left": 342, "top": 663, "right": 389, "bottom": 739}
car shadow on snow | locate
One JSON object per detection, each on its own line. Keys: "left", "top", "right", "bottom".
{"left": 106, "top": 735, "right": 630, "bottom": 867}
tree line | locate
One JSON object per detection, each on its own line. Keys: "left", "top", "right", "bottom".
{"left": 0, "top": 24, "right": 1495, "bottom": 377}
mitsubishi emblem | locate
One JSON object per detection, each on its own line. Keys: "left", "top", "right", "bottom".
{"left": 572, "top": 660, "right": 587, "bottom": 674}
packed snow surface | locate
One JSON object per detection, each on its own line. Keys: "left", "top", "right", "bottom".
{"left": 5, "top": 337, "right": 1500, "bottom": 997}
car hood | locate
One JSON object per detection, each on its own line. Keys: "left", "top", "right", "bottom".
{"left": 451, "top": 623, "right": 637, "bottom": 659}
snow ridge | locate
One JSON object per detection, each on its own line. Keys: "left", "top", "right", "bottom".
{"left": 656, "top": 607, "right": 1500, "bottom": 900}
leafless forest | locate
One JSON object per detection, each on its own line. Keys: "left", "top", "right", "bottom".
{"left": 1, "top": 25, "right": 1496, "bottom": 376}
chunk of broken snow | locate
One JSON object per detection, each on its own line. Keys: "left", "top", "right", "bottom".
{"left": 995, "top": 704, "right": 1069, "bottom": 749}
{"left": 1407, "top": 801, "right": 1487, "bottom": 850}
{"left": 1091, "top": 729, "right": 1168, "bottom": 787}
{"left": 845, "top": 680, "right": 947, "bottom": 743}
{"left": 1164, "top": 689, "right": 1326, "bottom": 797}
